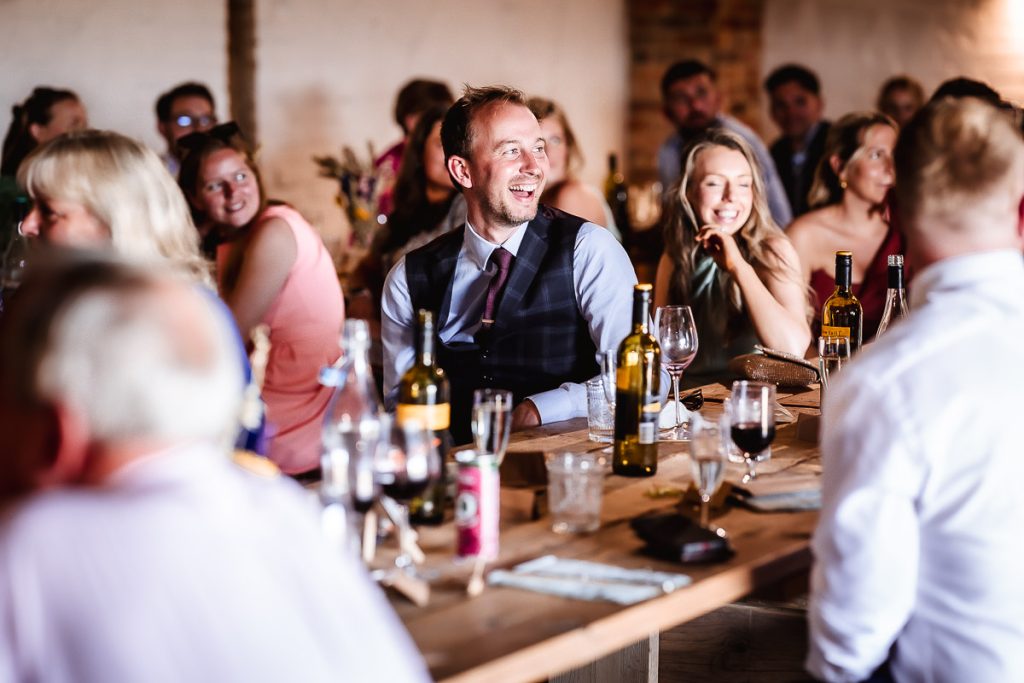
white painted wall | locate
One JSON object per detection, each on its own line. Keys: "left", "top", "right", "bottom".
{"left": 257, "top": 0, "right": 629, "bottom": 244}
{"left": 762, "top": 0, "right": 1024, "bottom": 137}
{"left": 6, "top": 0, "right": 1023, "bottom": 243}
{"left": 0, "top": 0, "right": 227, "bottom": 162}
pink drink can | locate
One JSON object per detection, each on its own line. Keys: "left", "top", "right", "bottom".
{"left": 455, "top": 451, "right": 499, "bottom": 560}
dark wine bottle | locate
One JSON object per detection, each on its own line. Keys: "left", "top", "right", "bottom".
{"left": 398, "top": 309, "right": 451, "bottom": 525}
{"left": 613, "top": 284, "right": 661, "bottom": 477}
{"left": 604, "top": 153, "right": 630, "bottom": 241}
{"left": 821, "top": 251, "right": 864, "bottom": 353}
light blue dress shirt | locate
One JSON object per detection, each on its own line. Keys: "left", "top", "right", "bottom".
{"left": 381, "top": 219, "right": 639, "bottom": 423}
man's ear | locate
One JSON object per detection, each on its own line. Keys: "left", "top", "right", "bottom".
{"left": 34, "top": 401, "right": 92, "bottom": 489}
{"left": 448, "top": 155, "right": 473, "bottom": 190}
{"left": 28, "top": 122, "right": 44, "bottom": 144}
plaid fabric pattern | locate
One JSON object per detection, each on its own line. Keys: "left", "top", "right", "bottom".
{"left": 406, "top": 206, "right": 599, "bottom": 439}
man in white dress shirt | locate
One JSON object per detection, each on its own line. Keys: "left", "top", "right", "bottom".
{"left": 808, "top": 98, "right": 1024, "bottom": 682}
{"left": 0, "top": 254, "right": 429, "bottom": 683}
{"left": 382, "top": 85, "right": 638, "bottom": 443}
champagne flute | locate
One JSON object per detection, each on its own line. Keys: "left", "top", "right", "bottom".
{"left": 655, "top": 305, "right": 699, "bottom": 440}
{"left": 689, "top": 413, "right": 728, "bottom": 530}
{"left": 728, "top": 381, "right": 776, "bottom": 482}
{"left": 472, "top": 388, "right": 512, "bottom": 464}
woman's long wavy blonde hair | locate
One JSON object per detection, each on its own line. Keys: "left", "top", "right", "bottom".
{"left": 662, "top": 129, "right": 804, "bottom": 335}
{"left": 19, "top": 130, "right": 212, "bottom": 286}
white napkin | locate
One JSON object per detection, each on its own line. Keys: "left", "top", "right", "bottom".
{"left": 486, "top": 555, "right": 690, "bottom": 605}
{"left": 732, "top": 473, "right": 821, "bottom": 511}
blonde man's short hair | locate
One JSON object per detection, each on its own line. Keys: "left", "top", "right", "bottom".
{"left": 894, "top": 98, "right": 1024, "bottom": 231}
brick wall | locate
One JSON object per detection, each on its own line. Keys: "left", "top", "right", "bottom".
{"left": 627, "top": 0, "right": 765, "bottom": 183}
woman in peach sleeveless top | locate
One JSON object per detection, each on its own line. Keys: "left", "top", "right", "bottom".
{"left": 180, "top": 125, "right": 343, "bottom": 474}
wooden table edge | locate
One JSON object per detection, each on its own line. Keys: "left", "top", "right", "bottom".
{"left": 435, "top": 542, "right": 813, "bottom": 683}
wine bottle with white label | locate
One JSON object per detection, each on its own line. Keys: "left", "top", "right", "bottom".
{"left": 398, "top": 309, "right": 451, "bottom": 525}
{"left": 821, "top": 250, "right": 863, "bottom": 353}
{"left": 613, "top": 284, "right": 661, "bottom": 477}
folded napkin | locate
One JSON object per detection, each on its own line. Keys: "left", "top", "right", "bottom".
{"left": 487, "top": 555, "right": 690, "bottom": 605}
{"left": 732, "top": 473, "right": 821, "bottom": 511}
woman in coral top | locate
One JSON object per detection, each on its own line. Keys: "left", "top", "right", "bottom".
{"left": 179, "top": 124, "right": 344, "bottom": 475}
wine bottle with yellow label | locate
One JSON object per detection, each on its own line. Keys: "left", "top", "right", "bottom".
{"left": 821, "top": 250, "right": 863, "bottom": 353}
{"left": 399, "top": 309, "right": 451, "bottom": 525}
{"left": 613, "top": 284, "right": 661, "bottom": 477}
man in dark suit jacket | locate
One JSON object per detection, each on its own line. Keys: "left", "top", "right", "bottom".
{"left": 764, "top": 64, "right": 830, "bottom": 218}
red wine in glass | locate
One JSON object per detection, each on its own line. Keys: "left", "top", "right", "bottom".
{"left": 730, "top": 422, "right": 775, "bottom": 455}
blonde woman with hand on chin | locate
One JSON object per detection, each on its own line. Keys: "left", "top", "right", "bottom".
{"left": 655, "top": 129, "right": 810, "bottom": 385}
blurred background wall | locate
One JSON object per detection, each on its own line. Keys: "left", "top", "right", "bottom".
{"left": 2, "top": 0, "right": 1022, "bottom": 243}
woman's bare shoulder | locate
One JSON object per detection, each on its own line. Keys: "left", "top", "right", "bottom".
{"left": 548, "top": 180, "right": 606, "bottom": 226}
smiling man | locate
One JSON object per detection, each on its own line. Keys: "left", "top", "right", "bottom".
{"left": 382, "top": 85, "right": 637, "bottom": 443}
{"left": 764, "top": 64, "right": 831, "bottom": 217}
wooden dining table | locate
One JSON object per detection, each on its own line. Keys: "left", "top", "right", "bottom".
{"left": 387, "top": 383, "right": 823, "bottom": 682}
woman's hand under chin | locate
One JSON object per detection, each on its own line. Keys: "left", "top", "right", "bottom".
{"left": 696, "top": 224, "right": 745, "bottom": 275}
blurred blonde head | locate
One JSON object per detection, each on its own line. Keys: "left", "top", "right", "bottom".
{"left": 19, "top": 130, "right": 211, "bottom": 285}
{"left": 894, "top": 97, "right": 1024, "bottom": 247}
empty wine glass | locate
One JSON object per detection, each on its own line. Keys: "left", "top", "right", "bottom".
{"left": 655, "top": 305, "right": 699, "bottom": 440}
{"left": 728, "top": 381, "right": 776, "bottom": 482}
{"left": 689, "top": 413, "right": 728, "bottom": 530}
{"left": 377, "top": 415, "right": 439, "bottom": 572}
{"left": 472, "top": 388, "right": 512, "bottom": 464}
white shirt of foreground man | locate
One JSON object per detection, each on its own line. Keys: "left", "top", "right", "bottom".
{"left": 808, "top": 97, "right": 1024, "bottom": 683}
{"left": 0, "top": 443, "right": 429, "bottom": 683}
{"left": 0, "top": 257, "right": 428, "bottom": 683}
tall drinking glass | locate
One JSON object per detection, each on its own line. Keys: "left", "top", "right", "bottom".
{"left": 472, "top": 389, "right": 512, "bottom": 464}
{"left": 817, "top": 336, "right": 850, "bottom": 392}
{"left": 598, "top": 350, "right": 617, "bottom": 410}
{"left": 689, "top": 413, "right": 728, "bottom": 530}
{"left": 728, "top": 381, "right": 776, "bottom": 482}
{"left": 655, "top": 305, "right": 699, "bottom": 440}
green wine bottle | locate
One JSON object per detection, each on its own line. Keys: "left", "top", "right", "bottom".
{"left": 613, "top": 284, "right": 661, "bottom": 477}
{"left": 821, "top": 251, "right": 864, "bottom": 353}
{"left": 399, "top": 309, "right": 451, "bottom": 525}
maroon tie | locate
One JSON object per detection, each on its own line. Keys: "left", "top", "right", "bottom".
{"left": 480, "top": 247, "right": 513, "bottom": 328}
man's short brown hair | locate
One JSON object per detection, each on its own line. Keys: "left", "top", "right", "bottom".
{"left": 440, "top": 85, "right": 529, "bottom": 166}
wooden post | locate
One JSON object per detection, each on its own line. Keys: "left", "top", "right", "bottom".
{"left": 551, "top": 634, "right": 659, "bottom": 683}
{"left": 227, "top": 0, "right": 257, "bottom": 143}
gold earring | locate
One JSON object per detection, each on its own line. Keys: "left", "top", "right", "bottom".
{"left": 840, "top": 179, "right": 848, "bottom": 190}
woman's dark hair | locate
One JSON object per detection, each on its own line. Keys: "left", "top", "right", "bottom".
{"left": 176, "top": 122, "right": 267, "bottom": 226}
{"left": 807, "top": 111, "right": 896, "bottom": 208}
{"left": 1, "top": 87, "right": 79, "bottom": 176}
{"left": 381, "top": 104, "right": 454, "bottom": 254}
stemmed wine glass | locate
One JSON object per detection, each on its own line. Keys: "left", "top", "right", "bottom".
{"left": 727, "top": 381, "right": 776, "bottom": 482}
{"left": 689, "top": 413, "right": 728, "bottom": 531}
{"left": 472, "top": 388, "right": 512, "bottom": 464}
{"left": 655, "top": 305, "right": 699, "bottom": 440}
{"left": 376, "top": 415, "right": 441, "bottom": 572}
